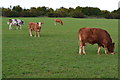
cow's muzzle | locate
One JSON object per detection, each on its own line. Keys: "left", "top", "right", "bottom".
{"left": 111, "top": 52, "right": 114, "bottom": 55}
{"left": 7, "top": 22, "right": 9, "bottom": 24}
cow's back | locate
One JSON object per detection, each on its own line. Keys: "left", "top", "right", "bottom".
{"left": 78, "top": 28, "right": 112, "bottom": 45}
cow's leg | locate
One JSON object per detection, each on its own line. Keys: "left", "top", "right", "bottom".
{"left": 34, "top": 31, "right": 36, "bottom": 37}
{"left": 103, "top": 44, "right": 108, "bottom": 55}
{"left": 104, "top": 48, "right": 108, "bottom": 55}
{"left": 78, "top": 41, "right": 81, "bottom": 54}
{"left": 37, "top": 31, "right": 40, "bottom": 37}
{"left": 59, "top": 21, "right": 62, "bottom": 25}
{"left": 97, "top": 46, "right": 101, "bottom": 55}
{"left": 20, "top": 25, "right": 22, "bottom": 30}
{"left": 16, "top": 26, "right": 19, "bottom": 30}
{"left": 54, "top": 22, "right": 56, "bottom": 25}
{"left": 78, "top": 35, "right": 84, "bottom": 55}
{"left": 79, "top": 45, "right": 82, "bottom": 55}
{"left": 83, "top": 46, "right": 86, "bottom": 55}
{"left": 29, "top": 29, "right": 32, "bottom": 37}
{"left": 79, "top": 41, "right": 84, "bottom": 55}
{"left": 9, "top": 24, "right": 12, "bottom": 30}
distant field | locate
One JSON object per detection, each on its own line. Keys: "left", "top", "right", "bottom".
{"left": 2, "top": 17, "right": 118, "bottom": 78}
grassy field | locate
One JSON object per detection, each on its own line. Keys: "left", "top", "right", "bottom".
{"left": 2, "top": 17, "right": 118, "bottom": 78}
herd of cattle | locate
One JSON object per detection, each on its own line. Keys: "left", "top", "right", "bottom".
{"left": 7, "top": 19, "right": 115, "bottom": 55}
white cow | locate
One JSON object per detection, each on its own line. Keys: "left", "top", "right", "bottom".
{"left": 7, "top": 19, "right": 24, "bottom": 30}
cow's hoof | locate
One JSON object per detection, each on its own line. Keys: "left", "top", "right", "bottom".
{"left": 97, "top": 53, "right": 100, "bottom": 55}
{"left": 79, "top": 53, "right": 82, "bottom": 55}
{"left": 83, "top": 53, "right": 86, "bottom": 55}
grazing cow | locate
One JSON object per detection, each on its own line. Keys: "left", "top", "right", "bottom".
{"left": 78, "top": 28, "right": 115, "bottom": 55}
{"left": 7, "top": 19, "right": 24, "bottom": 30}
{"left": 28, "top": 22, "right": 43, "bottom": 37}
{"left": 54, "top": 19, "right": 63, "bottom": 25}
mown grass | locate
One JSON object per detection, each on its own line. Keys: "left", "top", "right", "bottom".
{"left": 2, "top": 17, "right": 118, "bottom": 78}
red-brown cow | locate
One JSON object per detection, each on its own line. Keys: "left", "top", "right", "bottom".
{"left": 54, "top": 19, "right": 63, "bottom": 25}
{"left": 28, "top": 22, "right": 43, "bottom": 37}
{"left": 78, "top": 28, "right": 115, "bottom": 55}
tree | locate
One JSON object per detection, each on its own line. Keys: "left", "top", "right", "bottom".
{"left": 82, "top": 7, "right": 101, "bottom": 16}
{"left": 0, "top": 8, "right": 2, "bottom": 16}
{"left": 47, "top": 8, "right": 55, "bottom": 17}
{"left": 2, "top": 8, "right": 11, "bottom": 17}
{"left": 20, "top": 9, "right": 31, "bottom": 17}
{"left": 1, "top": 5, "right": 119, "bottom": 18}
{"left": 12, "top": 5, "right": 22, "bottom": 13}
{"left": 75, "top": 6, "right": 82, "bottom": 12}
{"left": 104, "top": 8, "right": 120, "bottom": 19}
{"left": 100, "top": 10, "right": 110, "bottom": 16}
{"left": 29, "top": 7, "right": 39, "bottom": 17}
{"left": 71, "top": 10, "right": 85, "bottom": 18}
{"left": 111, "top": 8, "right": 120, "bottom": 19}
{"left": 47, "top": 8, "right": 54, "bottom": 13}
{"left": 55, "top": 7, "right": 69, "bottom": 17}
{"left": 9, "top": 10, "right": 19, "bottom": 17}
{"left": 68, "top": 7, "right": 75, "bottom": 17}
{"left": 112, "top": 8, "right": 120, "bottom": 14}
{"left": 37, "top": 6, "right": 48, "bottom": 16}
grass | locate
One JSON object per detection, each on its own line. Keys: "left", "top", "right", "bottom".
{"left": 2, "top": 17, "right": 118, "bottom": 78}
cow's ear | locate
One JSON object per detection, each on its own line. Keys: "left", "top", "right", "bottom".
{"left": 9, "top": 19, "right": 11, "bottom": 21}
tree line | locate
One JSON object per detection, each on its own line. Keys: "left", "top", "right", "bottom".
{"left": 1, "top": 5, "right": 120, "bottom": 19}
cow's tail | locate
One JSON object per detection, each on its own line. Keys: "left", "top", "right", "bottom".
{"left": 21, "top": 20, "right": 24, "bottom": 24}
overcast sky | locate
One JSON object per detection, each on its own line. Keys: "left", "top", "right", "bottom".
{"left": 0, "top": 0, "right": 120, "bottom": 11}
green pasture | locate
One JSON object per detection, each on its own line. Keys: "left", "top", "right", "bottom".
{"left": 2, "top": 17, "right": 118, "bottom": 78}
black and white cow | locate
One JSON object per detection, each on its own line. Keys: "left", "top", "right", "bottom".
{"left": 7, "top": 19, "right": 24, "bottom": 30}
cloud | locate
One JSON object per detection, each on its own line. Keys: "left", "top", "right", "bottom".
{"left": 119, "top": 1, "right": 120, "bottom": 8}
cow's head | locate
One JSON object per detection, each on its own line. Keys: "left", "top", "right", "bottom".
{"left": 37, "top": 22, "right": 44, "bottom": 27}
{"left": 7, "top": 19, "right": 12, "bottom": 24}
{"left": 107, "top": 43, "right": 115, "bottom": 54}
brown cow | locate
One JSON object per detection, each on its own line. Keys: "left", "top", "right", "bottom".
{"left": 78, "top": 28, "right": 115, "bottom": 55}
{"left": 28, "top": 22, "right": 43, "bottom": 37}
{"left": 54, "top": 19, "right": 63, "bottom": 25}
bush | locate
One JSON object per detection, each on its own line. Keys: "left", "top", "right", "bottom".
{"left": 20, "top": 11, "right": 31, "bottom": 17}
{"left": 104, "top": 13, "right": 113, "bottom": 19}
{"left": 9, "top": 11, "right": 20, "bottom": 17}
{"left": 72, "top": 11, "right": 85, "bottom": 18}
{"left": 104, "top": 13, "right": 120, "bottom": 19}
{"left": 112, "top": 13, "right": 120, "bottom": 19}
